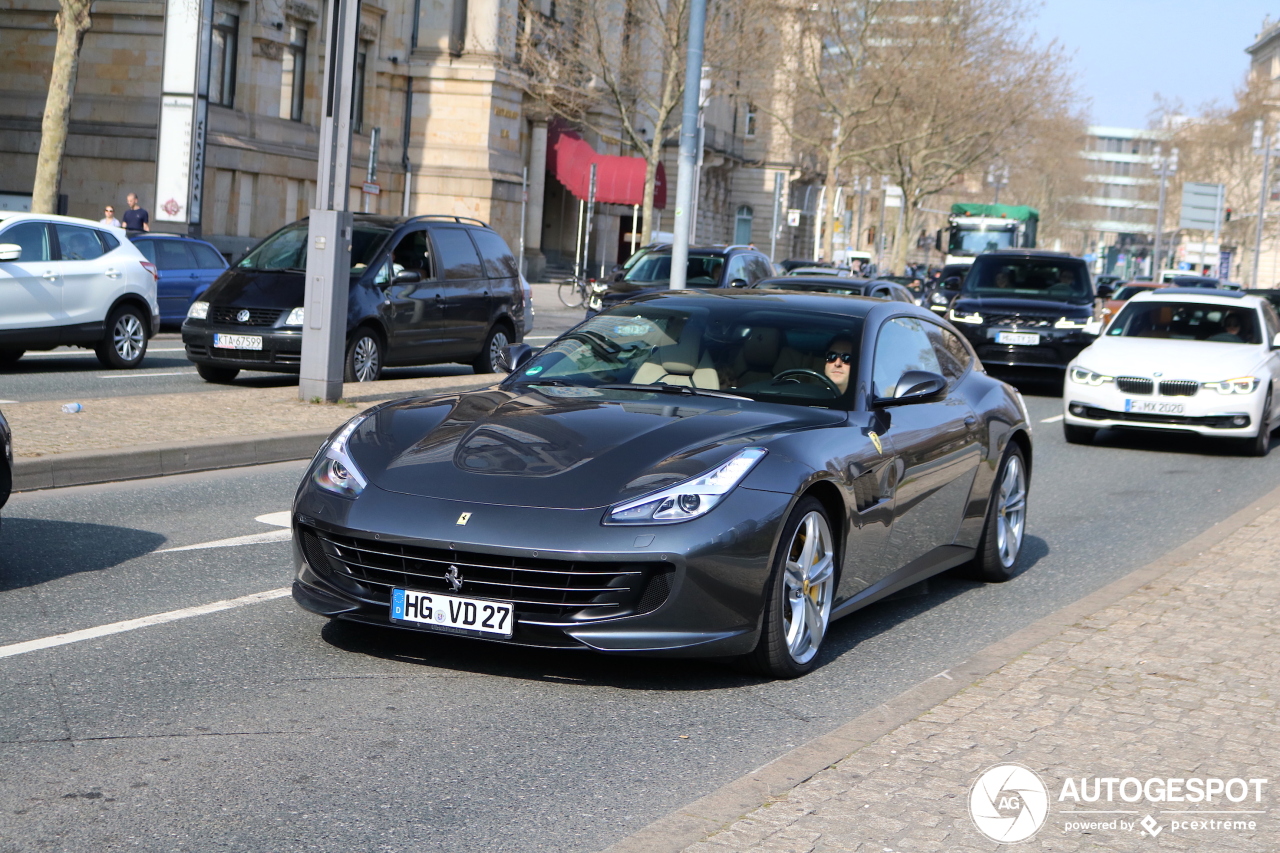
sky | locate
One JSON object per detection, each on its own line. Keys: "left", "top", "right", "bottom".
{"left": 1031, "top": 0, "right": 1277, "bottom": 129}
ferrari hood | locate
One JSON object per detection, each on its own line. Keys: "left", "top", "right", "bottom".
{"left": 1073, "top": 336, "right": 1268, "bottom": 380}
{"left": 349, "top": 387, "right": 844, "bottom": 509}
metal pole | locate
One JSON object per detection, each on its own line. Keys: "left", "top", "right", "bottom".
{"left": 812, "top": 186, "right": 825, "bottom": 261}
{"left": 875, "top": 177, "right": 888, "bottom": 273}
{"left": 1212, "top": 182, "right": 1224, "bottom": 277}
{"left": 518, "top": 165, "right": 528, "bottom": 277}
{"left": 855, "top": 177, "right": 866, "bottom": 259}
{"left": 584, "top": 163, "right": 598, "bottom": 278}
{"left": 1254, "top": 136, "right": 1272, "bottom": 289}
{"left": 1152, "top": 147, "right": 1168, "bottom": 279}
{"left": 362, "top": 126, "right": 380, "bottom": 213}
{"left": 631, "top": 204, "right": 638, "bottom": 256}
{"left": 669, "top": 0, "right": 708, "bottom": 290}
{"left": 769, "top": 171, "right": 783, "bottom": 262}
{"left": 573, "top": 199, "right": 585, "bottom": 281}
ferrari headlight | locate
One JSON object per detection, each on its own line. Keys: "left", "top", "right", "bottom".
{"left": 1069, "top": 366, "right": 1114, "bottom": 386}
{"left": 285, "top": 306, "right": 305, "bottom": 326}
{"left": 1203, "top": 376, "right": 1259, "bottom": 395}
{"left": 606, "top": 447, "right": 767, "bottom": 524}
{"left": 947, "top": 308, "right": 983, "bottom": 324}
{"left": 313, "top": 414, "right": 369, "bottom": 498}
{"left": 187, "top": 300, "right": 209, "bottom": 320}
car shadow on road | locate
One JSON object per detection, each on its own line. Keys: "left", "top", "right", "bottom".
{"left": 316, "top": 535, "right": 1052, "bottom": 689}
{"left": 989, "top": 368, "right": 1064, "bottom": 399}
{"left": 1087, "top": 428, "right": 1271, "bottom": 458}
{"left": 0, "top": 517, "right": 166, "bottom": 591}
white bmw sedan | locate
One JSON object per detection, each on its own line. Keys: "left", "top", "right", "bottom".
{"left": 1063, "top": 289, "right": 1280, "bottom": 455}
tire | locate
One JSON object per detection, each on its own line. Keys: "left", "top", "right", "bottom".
{"left": 95, "top": 305, "right": 148, "bottom": 369}
{"left": 0, "top": 349, "right": 24, "bottom": 369}
{"left": 344, "top": 328, "right": 383, "bottom": 383}
{"left": 472, "top": 324, "right": 512, "bottom": 374}
{"left": 558, "top": 280, "right": 585, "bottom": 308}
{"left": 1063, "top": 422, "right": 1097, "bottom": 445}
{"left": 196, "top": 364, "right": 240, "bottom": 383}
{"left": 1241, "top": 392, "right": 1272, "bottom": 457}
{"left": 743, "top": 496, "right": 837, "bottom": 679}
{"left": 969, "top": 444, "right": 1029, "bottom": 582}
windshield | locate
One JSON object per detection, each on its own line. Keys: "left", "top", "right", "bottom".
{"left": 237, "top": 221, "right": 391, "bottom": 274}
{"left": 948, "top": 225, "right": 1017, "bottom": 255}
{"left": 508, "top": 301, "right": 864, "bottom": 408}
{"left": 623, "top": 253, "right": 725, "bottom": 287}
{"left": 1107, "top": 301, "right": 1260, "bottom": 344}
{"left": 961, "top": 257, "right": 1092, "bottom": 303}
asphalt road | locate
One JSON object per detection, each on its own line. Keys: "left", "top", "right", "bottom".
{"left": 3, "top": 393, "right": 1279, "bottom": 851}
{"left": 0, "top": 286, "right": 587, "bottom": 404}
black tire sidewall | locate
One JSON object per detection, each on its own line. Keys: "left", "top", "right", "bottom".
{"left": 196, "top": 364, "right": 239, "bottom": 383}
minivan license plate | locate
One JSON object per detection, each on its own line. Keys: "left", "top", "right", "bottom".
{"left": 390, "top": 588, "right": 514, "bottom": 638}
{"left": 213, "top": 333, "right": 263, "bottom": 350}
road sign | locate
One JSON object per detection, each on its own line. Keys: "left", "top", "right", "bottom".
{"left": 1179, "top": 182, "right": 1225, "bottom": 231}
{"left": 361, "top": 182, "right": 380, "bottom": 195}
{"left": 787, "top": 209, "right": 801, "bottom": 227}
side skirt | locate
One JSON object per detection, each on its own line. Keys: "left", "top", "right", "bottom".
{"left": 830, "top": 544, "right": 975, "bottom": 622}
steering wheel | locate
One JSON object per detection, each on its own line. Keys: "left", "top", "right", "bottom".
{"left": 770, "top": 368, "right": 842, "bottom": 396}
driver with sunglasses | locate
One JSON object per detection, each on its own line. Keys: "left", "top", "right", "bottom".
{"left": 823, "top": 334, "right": 856, "bottom": 394}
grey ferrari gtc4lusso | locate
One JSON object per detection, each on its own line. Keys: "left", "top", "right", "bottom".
{"left": 291, "top": 290, "right": 1033, "bottom": 678}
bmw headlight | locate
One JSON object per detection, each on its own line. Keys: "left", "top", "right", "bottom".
{"left": 285, "top": 306, "right": 305, "bottom": 326}
{"left": 947, "top": 308, "right": 983, "bottom": 324}
{"left": 187, "top": 300, "right": 209, "bottom": 320}
{"left": 1203, "top": 376, "right": 1259, "bottom": 395}
{"left": 1069, "top": 366, "right": 1114, "bottom": 386}
{"left": 313, "top": 414, "right": 370, "bottom": 498}
{"left": 606, "top": 447, "right": 767, "bottom": 524}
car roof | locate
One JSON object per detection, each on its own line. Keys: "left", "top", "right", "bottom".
{"left": 1128, "top": 288, "right": 1263, "bottom": 309}
{"left": 980, "top": 249, "right": 1080, "bottom": 260}
{"left": 129, "top": 232, "right": 213, "bottom": 242}
{"left": 629, "top": 287, "right": 897, "bottom": 319}
{"left": 755, "top": 276, "right": 867, "bottom": 289}
{"left": 0, "top": 211, "right": 118, "bottom": 228}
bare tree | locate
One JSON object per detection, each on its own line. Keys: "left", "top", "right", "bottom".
{"left": 32, "top": 0, "right": 94, "bottom": 213}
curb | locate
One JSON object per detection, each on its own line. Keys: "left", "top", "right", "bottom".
{"left": 598, "top": 479, "right": 1280, "bottom": 853}
{"left": 12, "top": 429, "right": 334, "bottom": 492}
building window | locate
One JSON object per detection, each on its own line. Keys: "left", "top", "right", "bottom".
{"left": 209, "top": 13, "right": 238, "bottom": 107}
{"left": 744, "top": 103, "right": 757, "bottom": 138}
{"left": 734, "top": 205, "right": 754, "bottom": 245}
{"left": 280, "top": 26, "right": 307, "bottom": 122}
{"left": 352, "top": 49, "right": 367, "bottom": 133}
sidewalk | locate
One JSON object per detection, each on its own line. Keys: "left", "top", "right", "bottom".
{"left": 669, "top": 500, "right": 1280, "bottom": 852}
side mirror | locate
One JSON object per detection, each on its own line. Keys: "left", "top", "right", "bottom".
{"left": 500, "top": 342, "right": 534, "bottom": 373}
{"left": 878, "top": 370, "right": 947, "bottom": 406}
{"left": 1096, "top": 283, "right": 1114, "bottom": 299}
{"left": 0, "top": 243, "right": 20, "bottom": 262}
{"left": 393, "top": 269, "right": 422, "bottom": 284}
{"left": 944, "top": 276, "right": 961, "bottom": 289}
{"left": 729, "top": 278, "right": 749, "bottom": 288}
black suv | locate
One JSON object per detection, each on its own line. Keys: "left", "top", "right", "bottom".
{"left": 944, "top": 250, "right": 1096, "bottom": 370}
{"left": 182, "top": 215, "right": 529, "bottom": 383}
{"left": 587, "top": 245, "right": 775, "bottom": 315}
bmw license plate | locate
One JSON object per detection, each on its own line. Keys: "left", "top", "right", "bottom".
{"left": 995, "top": 331, "right": 1039, "bottom": 346}
{"left": 213, "top": 333, "right": 263, "bottom": 350}
{"left": 1125, "top": 399, "right": 1185, "bottom": 415}
{"left": 390, "top": 588, "right": 514, "bottom": 638}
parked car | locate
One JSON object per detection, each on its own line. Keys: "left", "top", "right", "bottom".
{"left": 786, "top": 266, "right": 849, "bottom": 277}
{"left": 752, "top": 276, "right": 915, "bottom": 303}
{"left": 0, "top": 212, "right": 160, "bottom": 369}
{"left": 587, "top": 244, "right": 776, "bottom": 315}
{"left": 1100, "top": 281, "right": 1163, "bottom": 328}
{"left": 944, "top": 250, "right": 1097, "bottom": 371}
{"left": 1063, "top": 289, "right": 1280, "bottom": 455}
{"left": 0, "top": 406, "right": 10, "bottom": 524}
{"left": 607, "top": 242, "right": 669, "bottom": 283}
{"left": 128, "top": 233, "right": 228, "bottom": 326}
{"left": 182, "top": 215, "right": 529, "bottom": 383}
{"left": 779, "top": 258, "right": 834, "bottom": 272}
{"left": 290, "top": 289, "right": 1033, "bottom": 678}
{"left": 924, "top": 262, "right": 972, "bottom": 313}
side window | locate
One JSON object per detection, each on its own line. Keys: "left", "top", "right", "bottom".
{"left": 871, "top": 286, "right": 889, "bottom": 299}
{"left": 923, "top": 321, "right": 972, "bottom": 382}
{"left": 470, "top": 229, "right": 518, "bottom": 279}
{"left": 380, "top": 229, "right": 433, "bottom": 283}
{"left": 724, "top": 255, "right": 748, "bottom": 285}
{"left": 133, "top": 239, "right": 157, "bottom": 264}
{"left": 747, "top": 257, "right": 772, "bottom": 282}
{"left": 0, "top": 222, "right": 50, "bottom": 262}
{"left": 872, "top": 317, "right": 942, "bottom": 397}
{"left": 154, "top": 239, "right": 196, "bottom": 271}
{"left": 431, "top": 227, "right": 483, "bottom": 280}
{"left": 1261, "top": 303, "right": 1280, "bottom": 340}
{"left": 53, "top": 223, "right": 105, "bottom": 261}
{"left": 190, "top": 243, "right": 227, "bottom": 269}
{"left": 98, "top": 230, "right": 120, "bottom": 253}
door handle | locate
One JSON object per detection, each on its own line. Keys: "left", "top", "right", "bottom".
{"left": 964, "top": 415, "right": 977, "bottom": 427}
{"left": 105, "top": 268, "right": 122, "bottom": 278}
{"left": 43, "top": 271, "right": 59, "bottom": 281}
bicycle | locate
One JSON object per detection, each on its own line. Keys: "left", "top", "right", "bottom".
{"left": 557, "top": 276, "right": 591, "bottom": 308}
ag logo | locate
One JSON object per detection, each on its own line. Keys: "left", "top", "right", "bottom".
{"left": 969, "top": 764, "right": 1049, "bottom": 843}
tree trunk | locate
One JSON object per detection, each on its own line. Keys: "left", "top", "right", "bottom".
{"left": 32, "top": 0, "right": 93, "bottom": 214}
{"left": 892, "top": 190, "right": 916, "bottom": 274}
{"left": 821, "top": 162, "right": 840, "bottom": 262}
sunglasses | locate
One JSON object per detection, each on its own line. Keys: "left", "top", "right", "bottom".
{"left": 824, "top": 351, "right": 853, "bottom": 365}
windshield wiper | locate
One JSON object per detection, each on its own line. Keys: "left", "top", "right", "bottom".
{"left": 596, "top": 383, "right": 750, "bottom": 401}
{"left": 563, "top": 329, "right": 622, "bottom": 355}
{"left": 521, "top": 379, "right": 578, "bottom": 387}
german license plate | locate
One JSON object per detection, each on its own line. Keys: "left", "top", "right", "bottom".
{"left": 390, "top": 588, "right": 514, "bottom": 638}
{"left": 1126, "top": 399, "right": 1185, "bottom": 415}
{"left": 213, "top": 333, "right": 263, "bottom": 350}
{"left": 995, "top": 331, "right": 1039, "bottom": 346}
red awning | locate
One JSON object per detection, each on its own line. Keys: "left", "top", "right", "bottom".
{"left": 547, "top": 124, "right": 666, "bottom": 209}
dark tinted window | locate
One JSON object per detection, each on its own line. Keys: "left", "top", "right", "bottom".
{"left": 924, "top": 321, "right": 972, "bottom": 381}
{"left": 1107, "top": 301, "right": 1261, "bottom": 344}
{"left": 98, "top": 231, "right": 120, "bottom": 252}
{"left": 154, "top": 239, "right": 196, "bottom": 271}
{"left": 190, "top": 242, "right": 227, "bottom": 269}
{"left": 747, "top": 257, "right": 773, "bottom": 282}
{"left": 54, "top": 223, "right": 105, "bottom": 261}
{"left": 133, "top": 239, "right": 156, "bottom": 263}
{"left": 381, "top": 229, "right": 433, "bottom": 282}
{"left": 470, "top": 229, "right": 519, "bottom": 278}
{"left": 962, "top": 256, "right": 1091, "bottom": 303}
{"left": 0, "top": 222, "right": 51, "bottom": 262}
{"left": 872, "top": 317, "right": 942, "bottom": 397}
{"left": 237, "top": 221, "right": 390, "bottom": 274}
{"left": 432, "top": 227, "right": 484, "bottom": 280}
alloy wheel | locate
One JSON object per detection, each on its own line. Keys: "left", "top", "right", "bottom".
{"left": 113, "top": 314, "right": 145, "bottom": 362}
{"left": 489, "top": 330, "right": 510, "bottom": 372}
{"left": 781, "top": 510, "right": 835, "bottom": 664}
{"left": 352, "top": 335, "right": 380, "bottom": 382}
{"left": 995, "top": 455, "right": 1027, "bottom": 568}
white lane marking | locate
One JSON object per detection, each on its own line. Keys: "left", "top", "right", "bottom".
{"left": 1040, "top": 414, "right": 1064, "bottom": 423}
{"left": 0, "top": 588, "right": 291, "bottom": 660}
{"left": 97, "top": 370, "right": 197, "bottom": 379}
{"left": 23, "top": 347, "right": 187, "bottom": 358}
{"left": 255, "top": 511, "right": 292, "bottom": 527}
{"left": 158, "top": 529, "right": 293, "bottom": 552}
{"left": 0, "top": 400, "right": 17, "bottom": 404}
{"left": 525, "top": 335, "right": 557, "bottom": 341}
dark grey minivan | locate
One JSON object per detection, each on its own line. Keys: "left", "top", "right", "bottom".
{"left": 182, "top": 215, "right": 530, "bottom": 383}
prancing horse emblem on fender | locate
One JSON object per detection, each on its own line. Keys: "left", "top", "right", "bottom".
{"left": 445, "top": 565, "right": 464, "bottom": 591}
{"left": 868, "top": 431, "right": 883, "bottom": 455}
{"left": 456, "top": 512, "right": 471, "bottom": 525}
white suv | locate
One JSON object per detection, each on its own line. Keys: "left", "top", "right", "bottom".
{"left": 0, "top": 212, "right": 160, "bottom": 369}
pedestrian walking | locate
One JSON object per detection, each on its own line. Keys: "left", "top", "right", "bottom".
{"left": 122, "top": 193, "right": 150, "bottom": 232}
{"left": 100, "top": 205, "right": 120, "bottom": 227}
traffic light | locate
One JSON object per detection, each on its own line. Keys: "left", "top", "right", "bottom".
{"left": 1225, "top": 207, "right": 1233, "bottom": 222}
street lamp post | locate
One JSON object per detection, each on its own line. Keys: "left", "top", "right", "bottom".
{"left": 987, "top": 163, "right": 1009, "bottom": 205}
{"left": 669, "top": 0, "right": 708, "bottom": 290}
{"left": 1253, "top": 120, "right": 1274, "bottom": 289}
{"left": 1151, "top": 145, "right": 1178, "bottom": 279}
